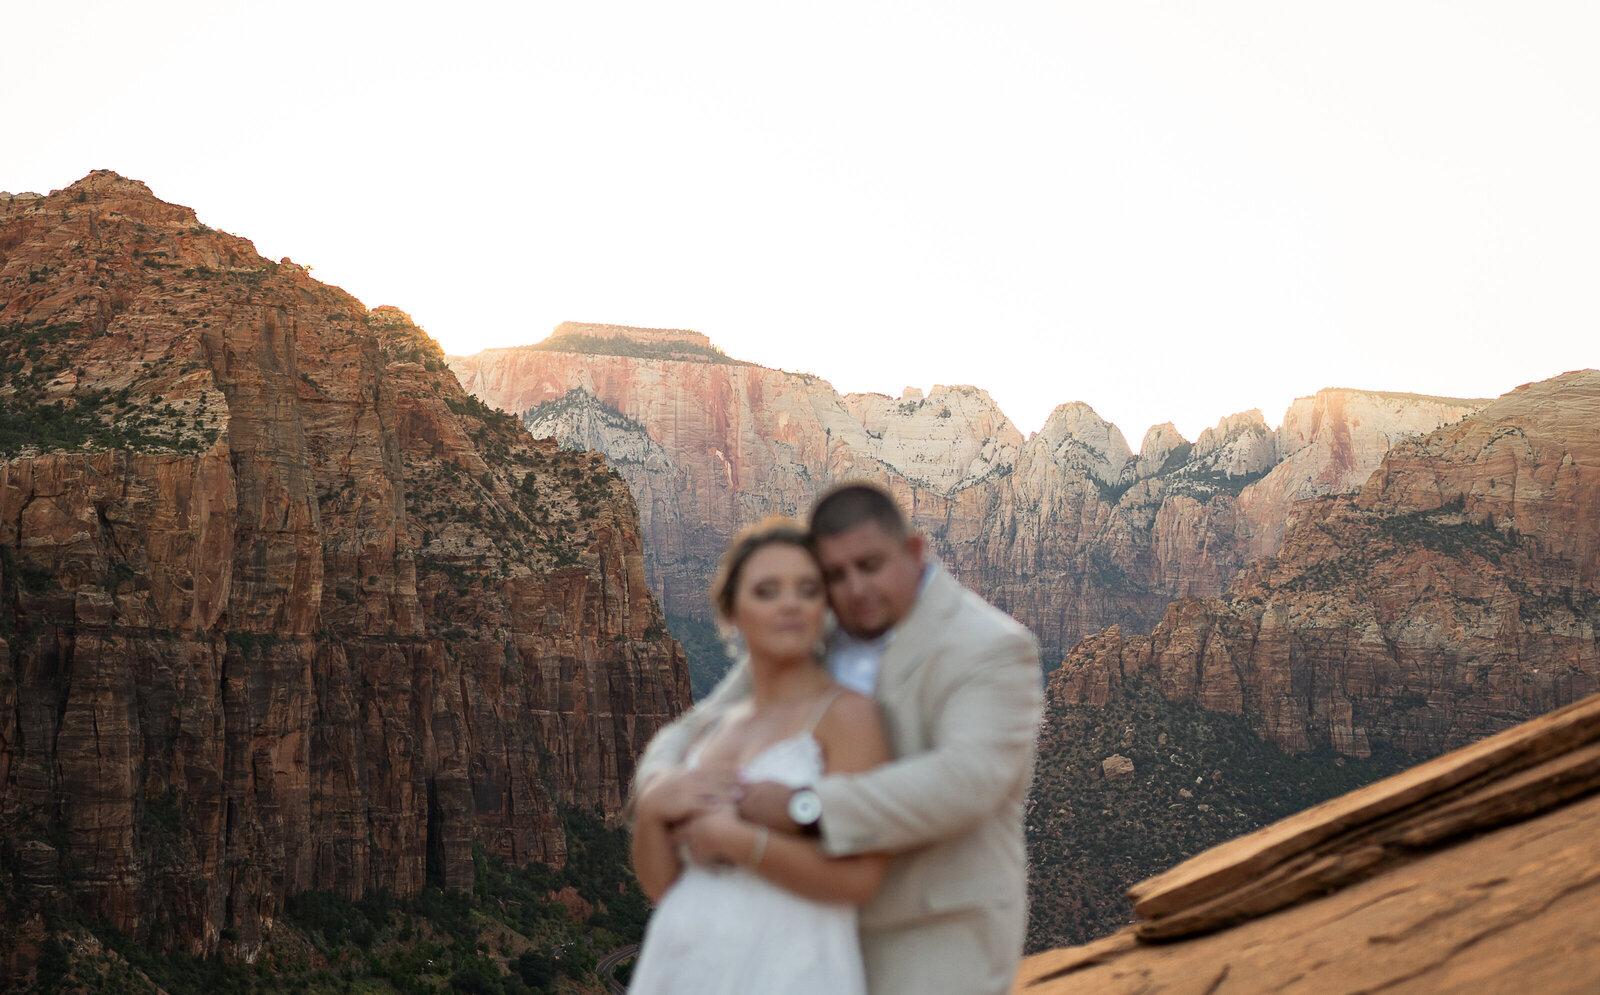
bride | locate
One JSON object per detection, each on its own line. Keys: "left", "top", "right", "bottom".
{"left": 628, "top": 519, "right": 892, "bottom": 995}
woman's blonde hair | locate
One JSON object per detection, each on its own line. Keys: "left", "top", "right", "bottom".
{"left": 709, "top": 516, "right": 815, "bottom": 621}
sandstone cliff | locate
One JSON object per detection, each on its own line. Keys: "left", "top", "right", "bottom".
{"left": 0, "top": 173, "right": 688, "bottom": 959}
{"left": 1051, "top": 370, "right": 1600, "bottom": 758}
{"left": 450, "top": 333, "right": 1483, "bottom": 667}
{"left": 1017, "top": 692, "right": 1600, "bottom": 993}
{"left": 451, "top": 338, "right": 1025, "bottom": 623}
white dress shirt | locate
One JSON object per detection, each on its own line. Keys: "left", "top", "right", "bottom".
{"left": 828, "top": 629, "right": 893, "bottom": 695}
{"left": 825, "top": 566, "right": 933, "bottom": 694}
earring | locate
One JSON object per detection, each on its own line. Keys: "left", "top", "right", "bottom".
{"left": 815, "top": 613, "right": 837, "bottom": 661}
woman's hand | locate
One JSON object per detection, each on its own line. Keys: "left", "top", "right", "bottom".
{"left": 672, "top": 802, "right": 760, "bottom": 867}
{"left": 636, "top": 763, "right": 739, "bottom": 826}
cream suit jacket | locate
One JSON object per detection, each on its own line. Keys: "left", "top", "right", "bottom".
{"left": 632, "top": 562, "right": 1044, "bottom": 995}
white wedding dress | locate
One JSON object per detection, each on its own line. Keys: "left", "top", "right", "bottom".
{"left": 628, "top": 703, "right": 866, "bottom": 995}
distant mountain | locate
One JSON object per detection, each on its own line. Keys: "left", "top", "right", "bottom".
{"left": 450, "top": 326, "right": 1486, "bottom": 685}
{"left": 0, "top": 173, "right": 688, "bottom": 962}
{"left": 1054, "top": 369, "right": 1600, "bottom": 758}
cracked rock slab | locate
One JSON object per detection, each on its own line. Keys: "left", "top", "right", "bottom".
{"left": 1016, "top": 695, "right": 1600, "bottom": 994}
{"left": 1018, "top": 790, "right": 1600, "bottom": 993}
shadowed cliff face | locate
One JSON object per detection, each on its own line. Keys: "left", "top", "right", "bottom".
{"left": 450, "top": 339, "right": 1484, "bottom": 667}
{"left": 1052, "top": 370, "right": 1600, "bottom": 757}
{"left": 0, "top": 173, "right": 689, "bottom": 959}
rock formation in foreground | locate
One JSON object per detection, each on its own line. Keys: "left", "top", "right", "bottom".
{"left": 450, "top": 329, "right": 1485, "bottom": 669}
{"left": 1023, "top": 681, "right": 1415, "bottom": 951}
{"left": 1052, "top": 369, "right": 1600, "bottom": 758}
{"left": 1015, "top": 691, "right": 1600, "bottom": 993}
{"left": 0, "top": 174, "right": 689, "bottom": 959}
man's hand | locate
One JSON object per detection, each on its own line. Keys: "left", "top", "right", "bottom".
{"left": 636, "top": 763, "right": 739, "bottom": 825}
{"left": 737, "top": 780, "right": 799, "bottom": 833}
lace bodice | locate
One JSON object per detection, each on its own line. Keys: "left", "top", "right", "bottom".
{"left": 692, "top": 727, "right": 826, "bottom": 787}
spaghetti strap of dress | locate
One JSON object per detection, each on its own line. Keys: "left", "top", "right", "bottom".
{"left": 802, "top": 685, "right": 847, "bottom": 736}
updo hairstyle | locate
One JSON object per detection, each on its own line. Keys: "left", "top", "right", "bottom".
{"left": 709, "top": 517, "right": 815, "bottom": 622}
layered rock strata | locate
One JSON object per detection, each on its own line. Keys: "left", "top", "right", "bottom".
{"left": 1014, "top": 692, "right": 1600, "bottom": 993}
{"left": 450, "top": 334, "right": 1484, "bottom": 664}
{"left": 1052, "top": 370, "right": 1600, "bottom": 757}
{"left": 0, "top": 173, "right": 688, "bottom": 959}
{"left": 452, "top": 336, "right": 1026, "bottom": 622}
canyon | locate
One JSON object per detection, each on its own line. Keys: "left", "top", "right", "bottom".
{"left": 455, "top": 326, "right": 1600, "bottom": 955}
{"left": 1051, "top": 368, "right": 1600, "bottom": 758}
{"left": 7, "top": 171, "right": 1596, "bottom": 982}
{"left": 1025, "top": 369, "right": 1599, "bottom": 949}
{"left": 450, "top": 325, "right": 1488, "bottom": 672}
{"left": 454, "top": 330, "right": 1595, "bottom": 759}
{"left": 0, "top": 174, "right": 688, "bottom": 961}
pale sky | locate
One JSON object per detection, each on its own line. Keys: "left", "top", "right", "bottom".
{"left": 7, "top": 2, "right": 1597, "bottom": 444}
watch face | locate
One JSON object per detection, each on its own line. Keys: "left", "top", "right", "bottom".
{"left": 789, "top": 790, "right": 822, "bottom": 826}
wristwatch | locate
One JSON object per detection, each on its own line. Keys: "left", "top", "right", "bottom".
{"left": 788, "top": 788, "right": 823, "bottom": 835}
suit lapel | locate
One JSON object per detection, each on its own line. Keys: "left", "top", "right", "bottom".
{"left": 875, "top": 560, "right": 963, "bottom": 700}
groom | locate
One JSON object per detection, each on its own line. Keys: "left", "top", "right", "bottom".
{"left": 633, "top": 483, "right": 1044, "bottom": 995}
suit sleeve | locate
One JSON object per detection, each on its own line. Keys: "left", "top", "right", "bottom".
{"left": 630, "top": 657, "right": 752, "bottom": 801}
{"left": 812, "top": 628, "right": 1042, "bottom": 857}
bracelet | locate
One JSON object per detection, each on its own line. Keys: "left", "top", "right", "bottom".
{"left": 748, "top": 826, "right": 770, "bottom": 869}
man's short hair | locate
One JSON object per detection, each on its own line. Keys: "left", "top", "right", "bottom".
{"left": 808, "top": 482, "right": 909, "bottom": 540}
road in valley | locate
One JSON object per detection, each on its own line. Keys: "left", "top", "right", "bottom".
{"left": 598, "top": 943, "right": 639, "bottom": 994}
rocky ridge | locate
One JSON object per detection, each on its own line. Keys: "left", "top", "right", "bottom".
{"left": 452, "top": 339, "right": 1028, "bottom": 621}
{"left": 450, "top": 333, "right": 1486, "bottom": 666}
{"left": 0, "top": 173, "right": 688, "bottom": 959}
{"left": 1051, "top": 370, "right": 1600, "bottom": 758}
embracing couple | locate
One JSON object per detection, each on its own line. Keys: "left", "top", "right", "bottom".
{"left": 629, "top": 483, "right": 1045, "bottom": 995}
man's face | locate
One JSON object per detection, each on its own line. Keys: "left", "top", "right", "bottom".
{"left": 813, "top": 521, "right": 925, "bottom": 640}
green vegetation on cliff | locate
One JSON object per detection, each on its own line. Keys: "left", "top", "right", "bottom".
{"left": 1026, "top": 681, "right": 1414, "bottom": 951}
{"left": 2, "top": 811, "right": 646, "bottom": 995}
{"left": 1375, "top": 500, "right": 1517, "bottom": 563}
{"left": 664, "top": 612, "right": 734, "bottom": 700}
{"left": 528, "top": 332, "right": 749, "bottom": 365}
{"left": 0, "top": 322, "right": 218, "bottom": 456}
